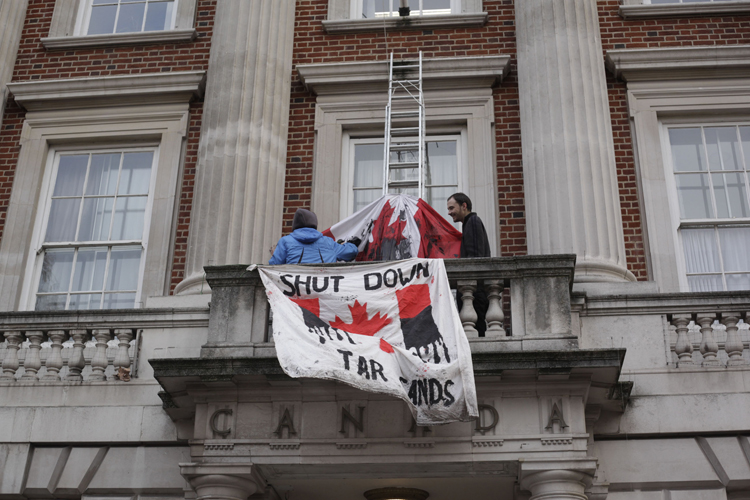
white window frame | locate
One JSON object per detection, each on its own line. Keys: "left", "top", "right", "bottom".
{"left": 606, "top": 45, "right": 750, "bottom": 292}
{"left": 342, "top": 132, "right": 467, "bottom": 227}
{"left": 76, "top": 0, "right": 179, "bottom": 37}
{"left": 660, "top": 119, "right": 750, "bottom": 291}
{"left": 351, "top": 0, "right": 459, "bottom": 18}
{"left": 619, "top": 0, "right": 750, "bottom": 19}
{"left": 27, "top": 145, "right": 160, "bottom": 310}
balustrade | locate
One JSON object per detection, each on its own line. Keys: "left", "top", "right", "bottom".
{"left": 0, "top": 327, "right": 136, "bottom": 383}
{"left": 668, "top": 312, "right": 749, "bottom": 367}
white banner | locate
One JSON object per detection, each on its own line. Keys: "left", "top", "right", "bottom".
{"left": 257, "top": 258, "right": 478, "bottom": 425}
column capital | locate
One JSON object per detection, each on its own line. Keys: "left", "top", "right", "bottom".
{"left": 519, "top": 459, "right": 598, "bottom": 500}
{"left": 181, "top": 463, "right": 266, "bottom": 500}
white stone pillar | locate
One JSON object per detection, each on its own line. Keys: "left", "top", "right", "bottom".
{"left": 515, "top": 0, "right": 635, "bottom": 283}
{"left": 519, "top": 459, "right": 597, "bottom": 500}
{"left": 0, "top": 0, "right": 29, "bottom": 128}
{"left": 175, "top": 0, "right": 296, "bottom": 294}
{"left": 181, "top": 463, "right": 265, "bottom": 500}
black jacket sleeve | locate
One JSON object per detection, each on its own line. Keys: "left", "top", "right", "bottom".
{"left": 461, "top": 213, "right": 491, "bottom": 258}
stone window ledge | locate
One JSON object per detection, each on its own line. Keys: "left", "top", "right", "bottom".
{"left": 606, "top": 45, "right": 750, "bottom": 82}
{"left": 298, "top": 55, "right": 510, "bottom": 95}
{"left": 40, "top": 29, "right": 197, "bottom": 51}
{"left": 619, "top": 2, "right": 750, "bottom": 20}
{"left": 7, "top": 70, "right": 206, "bottom": 111}
{"left": 322, "top": 12, "right": 488, "bottom": 34}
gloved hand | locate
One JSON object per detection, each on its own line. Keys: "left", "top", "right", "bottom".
{"left": 347, "top": 236, "right": 362, "bottom": 247}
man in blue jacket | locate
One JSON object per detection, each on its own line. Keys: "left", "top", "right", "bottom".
{"left": 269, "top": 209, "right": 360, "bottom": 264}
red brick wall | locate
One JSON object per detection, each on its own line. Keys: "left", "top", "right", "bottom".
{"left": 0, "top": 0, "right": 216, "bottom": 293}
{"left": 286, "top": 0, "right": 525, "bottom": 259}
{"left": 598, "top": 0, "right": 750, "bottom": 280}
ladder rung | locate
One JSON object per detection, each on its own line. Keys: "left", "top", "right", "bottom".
{"left": 388, "top": 180, "right": 419, "bottom": 188}
{"left": 394, "top": 64, "right": 419, "bottom": 68}
{"left": 391, "top": 127, "right": 419, "bottom": 135}
{"left": 391, "top": 95, "right": 419, "bottom": 100}
{"left": 389, "top": 162, "right": 419, "bottom": 169}
{"left": 389, "top": 143, "right": 419, "bottom": 151}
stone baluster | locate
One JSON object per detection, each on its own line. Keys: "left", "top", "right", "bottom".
{"left": 672, "top": 313, "right": 694, "bottom": 365}
{"left": 457, "top": 280, "right": 478, "bottom": 337}
{"left": 1, "top": 331, "right": 24, "bottom": 381}
{"left": 484, "top": 279, "right": 505, "bottom": 337}
{"left": 697, "top": 313, "right": 719, "bottom": 366}
{"left": 66, "top": 329, "right": 90, "bottom": 381}
{"left": 21, "top": 331, "right": 44, "bottom": 381}
{"left": 113, "top": 329, "right": 135, "bottom": 374}
{"left": 41, "top": 330, "right": 67, "bottom": 381}
{"left": 723, "top": 313, "right": 744, "bottom": 366}
{"left": 89, "top": 329, "right": 112, "bottom": 381}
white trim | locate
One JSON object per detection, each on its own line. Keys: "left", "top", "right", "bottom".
{"left": 325, "top": 0, "right": 485, "bottom": 32}
{"left": 76, "top": 0, "right": 180, "bottom": 36}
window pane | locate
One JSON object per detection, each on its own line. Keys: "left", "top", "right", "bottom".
{"left": 682, "top": 228, "right": 720, "bottom": 273}
{"left": 705, "top": 127, "right": 742, "bottom": 171}
{"left": 712, "top": 172, "right": 749, "bottom": 219}
{"left": 119, "top": 152, "right": 153, "bottom": 194}
{"left": 87, "top": 5, "right": 117, "bottom": 34}
{"left": 423, "top": 0, "right": 451, "bottom": 14}
{"left": 669, "top": 128, "right": 706, "bottom": 172}
{"left": 53, "top": 155, "right": 88, "bottom": 196}
{"left": 116, "top": 2, "right": 146, "bottom": 33}
{"left": 71, "top": 247, "right": 108, "bottom": 292}
{"left": 726, "top": 274, "right": 750, "bottom": 291}
{"left": 35, "top": 295, "right": 67, "bottom": 311}
{"left": 107, "top": 246, "right": 141, "bottom": 290}
{"left": 354, "top": 144, "right": 384, "bottom": 188}
{"left": 739, "top": 126, "right": 750, "bottom": 168}
{"left": 388, "top": 186, "right": 419, "bottom": 197}
{"left": 111, "top": 196, "right": 147, "bottom": 240}
{"left": 103, "top": 292, "right": 136, "bottom": 309}
{"left": 87, "top": 153, "right": 121, "bottom": 196}
{"left": 354, "top": 189, "right": 381, "bottom": 213}
{"left": 144, "top": 0, "right": 173, "bottom": 31}
{"left": 719, "top": 227, "right": 750, "bottom": 272}
{"left": 675, "top": 173, "right": 713, "bottom": 219}
{"left": 38, "top": 249, "right": 75, "bottom": 293}
{"left": 45, "top": 199, "right": 81, "bottom": 242}
{"left": 425, "top": 186, "right": 456, "bottom": 214}
{"left": 78, "top": 197, "right": 114, "bottom": 241}
{"left": 687, "top": 275, "right": 723, "bottom": 292}
{"left": 69, "top": 293, "right": 103, "bottom": 310}
{"left": 425, "top": 140, "right": 457, "bottom": 185}
{"left": 363, "top": 0, "right": 391, "bottom": 17}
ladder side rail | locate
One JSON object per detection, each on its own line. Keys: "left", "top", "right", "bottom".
{"left": 383, "top": 52, "right": 394, "bottom": 196}
{"left": 418, "top": 50, "right": 424, "bottom": 199}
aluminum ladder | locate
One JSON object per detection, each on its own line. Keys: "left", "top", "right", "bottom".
{"left": 382, "top": 51, "right": 425, "bottom": 199}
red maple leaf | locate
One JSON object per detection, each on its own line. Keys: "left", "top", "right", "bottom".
{"left": 329, "top": 300, "right": 391, "bottom": 336}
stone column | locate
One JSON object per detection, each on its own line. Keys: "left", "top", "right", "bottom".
{"left": 515, "top": 0, "right": 635, "bottom": 283}
{"left": 175, "top": 0, "right": 296, "bottom": 295}
{"left": 519, "top": 459, "right": 597, "bottom": 500}
{"left": 181, "top": 463, "right": 265, "bottom": 500}
{"left": 0, "top": 0, "right": 29, "bottom": 128}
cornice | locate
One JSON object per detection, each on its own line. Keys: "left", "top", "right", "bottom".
{"left": 297, "top": 55, "right": 511, "bottom": 95}
{"left": 605, "top": 45, "right": 750, "bottom": 82}
{"left": 40, "top": 28, "right": 197, "bottom": 50}
{"left": 7, "top": 70, "right": 206, "bottom": 111}
{"left": 620, "top": 1, "right": 750, "bottom": 20}
{"left": 322, "top": 12, "right": 488, "bottom": 34}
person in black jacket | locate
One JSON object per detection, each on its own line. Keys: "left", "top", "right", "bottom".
{"left": 447, "top": 193, "right": 491, "bottom": 335}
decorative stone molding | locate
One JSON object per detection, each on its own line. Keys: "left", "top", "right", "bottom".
{"left": 181, "top": 463, "right": 266, "bottom": 500}
{"left": 298, "top": 55, "right": 510, "bottom": 96}
{"left": 7, "top": 71, "right": 206, "bottom": 111}
{"left": 515, "top": 0, "right": 635, "bottom": 283}
{"left": 472, "top": 439, "right": 504, "bottom": 448}
{"left": 322, "top": 12, "right": 488, "bottom": 33}
{"left": 204, "top": 443, "right": 234, "bottom": 452}
{"left": 620, "top": 1, "right": 750, "bottom": 20}
{"left": 268, "top": 442, "right": 300, "bottom": 451}
{"left": 519, "top": 459, "right": 598, "bottom": 500}
{"left": 336, "top": 442, "right": 368, "bottom": 449}
{"left": 41, "top": 29, "right": 197, "bottom": 50}
{"left": 606, "top": 45, "right": 750, "bottom": 82}
{"left": 403, "top": 440, "right": 435, "bottom": 448}
{"left": 541, "top": 437, "right": 573, "bottom": 446}
{"left": 0, "top": 0, "right": 28, "bottom": 128}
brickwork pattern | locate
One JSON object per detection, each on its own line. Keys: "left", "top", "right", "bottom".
{"left": 0, "top": 0, "right": 216, "bottom": 293}
{"left": 286, "top": 0, "right": 525, "bottom": 260}
{"left": 598, "top": 0, "right": 750, "bottom": 281}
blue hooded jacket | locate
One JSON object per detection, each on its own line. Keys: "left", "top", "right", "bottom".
{"left": 268, "top": 227, "right": 358, "bottom": 265}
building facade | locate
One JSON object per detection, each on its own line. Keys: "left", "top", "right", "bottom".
{"left": 1, "top": 0, "right": 750, "bottom": 499}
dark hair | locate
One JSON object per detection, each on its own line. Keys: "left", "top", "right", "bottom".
{"left": 448, "top": 192, "right": 472, "bottom": 212}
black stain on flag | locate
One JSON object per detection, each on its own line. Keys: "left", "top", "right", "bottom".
{"left": 397, "top": 284, "right": 450, "bottom": 364}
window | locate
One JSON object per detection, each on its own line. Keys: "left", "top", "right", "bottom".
{"left": 619, "top": 0, "right": 750, "bottom": 18}
{"left": 346, "top": 136, "right": 461, "bottom": 221}
{"left": 665, "top": 125, "right": 750, "bottom": 292}
{"left": 359, "top": 0, "right": 455, "bottom": 18}
{"left": 34, "top": 149, "right": 157, "bottom": 310}
{"left": 646, "top": 0, "right": 733, "bottom": 3}
{"left": 83, "top": 0, "right": 176, "bottom": 35}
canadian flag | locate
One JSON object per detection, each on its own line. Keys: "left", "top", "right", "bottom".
{"left": 321, "top": 194, "right": 462, "bottom": 261}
